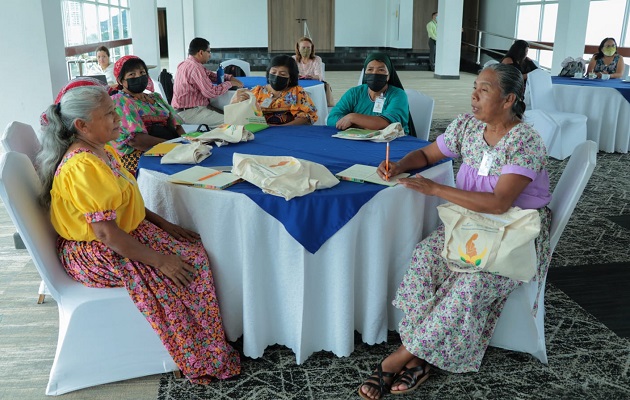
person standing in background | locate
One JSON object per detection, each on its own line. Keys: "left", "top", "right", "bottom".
{"left": 426, "top": 12, "right": 438, "bottom": 71}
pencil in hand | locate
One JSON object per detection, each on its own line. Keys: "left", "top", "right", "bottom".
{"left": 385, "top": 142, "right": 390, "bottom": 181}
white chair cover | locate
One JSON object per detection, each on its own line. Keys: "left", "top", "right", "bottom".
{"left": 222, "top": 58, "right": 251, "bottom": 77}
{"left": 525, "top": 69, "right": 588, "bottom": 159}
{"left": 404, "top": 89, "right": 435, "bottom": 140}
{"left": 0, "top": 152, "right": 177, "bottom": 395}
{"left": 490, "top": 140, "right": 597, "bottom": 363}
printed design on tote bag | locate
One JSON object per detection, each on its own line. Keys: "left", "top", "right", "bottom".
{"left": 457, "top": 233, "right": 488, "bottom": 266}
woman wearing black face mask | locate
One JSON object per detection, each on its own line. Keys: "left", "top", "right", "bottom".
{"left": 230, "top": 55, "right": 318, "bottom": 125}
{"left": 327, "top": 52, "right": 410, "bottom": 134}
{"left": 111, "top": 56, "right": 185, "bottom": 175}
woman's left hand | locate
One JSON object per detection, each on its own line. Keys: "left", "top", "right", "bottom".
{"left": 336, "top": 114, "right": 356, "bottom": 130}
{"left": 398, "top": 175, "right": 439, "bottom": 196}
{"left": 161, "top": 221, "right": 201, "bottom": 242}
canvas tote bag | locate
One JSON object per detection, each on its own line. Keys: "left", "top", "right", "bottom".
{"left": 232, "top": 153, "right": 339, "bottom": 200}
{"left": 224, "top": 90, "right": 267, "bottom": 125}
{"left": 437, "top": 202, "right": 541, "bottom": 282}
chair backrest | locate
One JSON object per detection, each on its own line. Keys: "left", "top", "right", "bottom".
{"left": 222, "top": 58, "right": 251, "bottom": 77}
{"left": 1, "top": 121, "right": 42, "bottom": 164}
{"left": 320, "top": 62, "right": 326, "bottom": 80}
{"left": 624, "top": 63, "right": 629, "bottom": 79}
{"left": 527, "top": 69, "right": 557, "bottom": 112}
{"left": 357, "top": 68, "right": 364, "bottom": 86}
{"left": 548, "top": 140, "right": 597, "bottom": 251}
{"left": 0, "top": 152, "right": 78, "bottom": 302}
{"left": 404, "top": 89, "right": 435, "bottom": 141}
{"left": 150, "top": 78, "right": 167, "bottom": 101}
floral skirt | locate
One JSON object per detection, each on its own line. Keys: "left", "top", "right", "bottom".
{"left": 393, "top": 208, "right": 552, "bottom": 373}
{"left": 57, "top": 219, "right": 241, "bottom": 383}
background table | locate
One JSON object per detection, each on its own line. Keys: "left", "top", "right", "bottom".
{"left": 137, "top": 126, "right": 454, "bottom": 363}
{"left": 210, "top": 76, "right": 328, "bottom": 126}
{"left": 551, "top": 77, "right": 630, "bottom": 153}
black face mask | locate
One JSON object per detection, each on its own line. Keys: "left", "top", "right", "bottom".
{"left": 364, "top": 73, "right": 389, "bottom": 92}
{"left": 126, "top": 75, "right": 149, "bottom": 94}
{"left": 268, "top": 74, "right": 289, "bottom": 91}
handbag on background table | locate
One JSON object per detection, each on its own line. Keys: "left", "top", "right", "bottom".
{"left": 437, "top": 202, "right": 541, "bottom": 282}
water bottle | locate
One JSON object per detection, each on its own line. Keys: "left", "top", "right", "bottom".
{"left": 216, "top": 63, "right": 224, "bottom": 84}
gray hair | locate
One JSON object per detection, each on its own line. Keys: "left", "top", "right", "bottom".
{"left": 484, "top": 63, "right": 526, "bottom": 119}
{"left": 37, "top": 85, "right": 109, "bottom": 208}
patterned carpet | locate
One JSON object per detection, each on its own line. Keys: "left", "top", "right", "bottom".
{"left": 156, "top": 120, "right": 630, "bottom": 400}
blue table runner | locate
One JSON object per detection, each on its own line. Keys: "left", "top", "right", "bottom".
{"left": 551, "top": 76, "right": 630, "bottom": 103}
{"left": 138, "top": 125, "right": 441, "bottom": 253}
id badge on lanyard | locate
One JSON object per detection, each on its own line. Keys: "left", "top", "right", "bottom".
{"left": 373, "top": 94, "right": 385, "bottom": 113}
{"left": 260, "top": 96, "right": 273, "bottom": 108}
{"left": 478, "top": 151, "right": 494, "bottom": 176}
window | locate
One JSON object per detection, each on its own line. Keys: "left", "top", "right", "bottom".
{"left": 61, "top": 0, "right": 132, "bottom": 78}
{"left": 515, "top": 1, "right": 558, "bottom": 68}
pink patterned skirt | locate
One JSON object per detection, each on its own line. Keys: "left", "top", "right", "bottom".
{"left": 57, "top": 219, "right": 240, "bottom": 383}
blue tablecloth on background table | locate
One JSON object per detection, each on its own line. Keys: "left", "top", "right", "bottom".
{"left": 551, "top": 76, "right": 630, "bottom": 103}
{"left": 138, "top": 125, "right": 441, "bottom": 253}
{"left": 237, "top": 76, "right": 323, "bottom": 89}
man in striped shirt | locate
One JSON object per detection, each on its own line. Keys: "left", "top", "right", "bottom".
{"left": 172, "top": 37, "right": 244, "bottom": 127}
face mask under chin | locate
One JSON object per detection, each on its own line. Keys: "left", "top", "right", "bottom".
{"left": 364, "top": 73, "right": 388, "bottom": 92}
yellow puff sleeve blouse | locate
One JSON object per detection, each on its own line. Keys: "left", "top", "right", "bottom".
{"left": 50, "top": 145, "right": 146, "bottom": 241}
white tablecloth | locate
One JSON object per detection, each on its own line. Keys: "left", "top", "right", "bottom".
{"left": 552, "top": 84, "right": 630, "bottom": 153}
{"left": 137, "top": 162, "right": 454, "bottom": 363}
{"left": 210, "top": 82, "right": 329, "bottom": 126}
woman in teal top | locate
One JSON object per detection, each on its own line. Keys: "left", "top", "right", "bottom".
{"left": 327, "top": 52, "right": 411, "bottom": 134}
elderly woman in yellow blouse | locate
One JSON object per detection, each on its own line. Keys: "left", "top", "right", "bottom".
{"left": 230, "top": 55, "right": 318, "bottom": 125}
{"left": 36, "top": 82, "right": 240, "bottom": 383}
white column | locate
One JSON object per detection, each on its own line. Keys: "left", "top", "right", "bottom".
{"left": 551, "top": 0, "right": 590, "bottom": 75}
{"left": 161, "top": 0, "right": 189, "bottom": 74}
{"left": 129, "top": 0, "right": 161, "bottom": 79}
{"left": 0, "top": 0, "right": 66, "bottom": 130}
{"left": 435, "top": 0, "right": 464, "bottom": 79}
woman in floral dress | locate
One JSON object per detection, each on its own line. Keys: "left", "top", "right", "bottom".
{"left": 37, "top": 83, "right": 240, "bottom": 384}
{"left": 359, "top": 63, "right": 552, "bottom": 399}
{"left": 111, "top": 55, "right": 185, "bottom": 175}
{"left": 230, "top": 55, "right": 318, "bottom": 125}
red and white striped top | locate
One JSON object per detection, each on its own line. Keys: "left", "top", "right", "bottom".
{"left": 171, "top": 56, "right": 233, "bottom": 109}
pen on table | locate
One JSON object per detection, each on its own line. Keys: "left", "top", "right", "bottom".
{"left": 198, "top": 171, "right": 222, "bottom": 181}
{"left": 385, "top": 142, "right": 390, "bottom": 181}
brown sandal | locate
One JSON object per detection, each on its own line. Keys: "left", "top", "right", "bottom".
{"left": 358, "top": 361, "right": 396, "bottom": 399}
{"left": 390, "top": 363, "right": 430, "bottom": 395}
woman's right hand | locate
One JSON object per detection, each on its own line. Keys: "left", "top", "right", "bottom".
{"left": 157, "top": 254, "right": 196, "bottom": 288}
{"left": 377, "top": 159, "right": 403, "bottom": 180}
{"left": 231, "top": 88, "right": 250, "bottom": 104}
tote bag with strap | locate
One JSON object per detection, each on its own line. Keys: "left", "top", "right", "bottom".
{"left": 232, "top": 153, "right": 339, "bottom": 200}
{"left": 437, "top": 202, "right": 541, "bottom": 282}
{"left": 224, "top": 90, "right": 267, "bottom": 125}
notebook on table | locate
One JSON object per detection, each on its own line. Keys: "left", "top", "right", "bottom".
{"left": 144, "top": 142, "right": 181, "bottom": 156}
{"left": 335, "top": 164, "right": 409, "bottom": 187}
{"left": 167, "top": 166, "right": 242, "bottom": 190}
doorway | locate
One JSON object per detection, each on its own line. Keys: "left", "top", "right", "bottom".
{"left": 268, "top": 0, "right": 335, "bottom": 53}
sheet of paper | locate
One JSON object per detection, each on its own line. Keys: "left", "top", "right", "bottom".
{"left": 335, "top": 164, "right": 409, "bottom": 187}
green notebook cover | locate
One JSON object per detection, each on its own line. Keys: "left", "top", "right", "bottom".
{"left": 245, "top": 123, "right": 269, "bottom": 133}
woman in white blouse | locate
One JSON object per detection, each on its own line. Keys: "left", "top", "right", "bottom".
{"left": 89, "top": 45, "right": 117, "bottom": 88}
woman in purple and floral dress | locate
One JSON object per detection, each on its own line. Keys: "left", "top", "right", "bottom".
{"left": 358, "top": 63, "right": 552, "bottom": 399}
{"left": 37, "top": 82, "right": 240, "bottom": 384}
